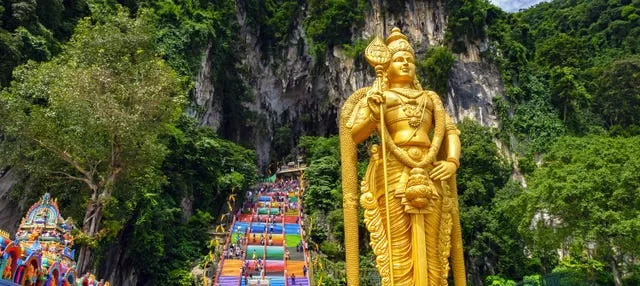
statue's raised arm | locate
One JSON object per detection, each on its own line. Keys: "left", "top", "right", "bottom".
{"left": 339, "top": 27, "right": 466, "bottom": 286}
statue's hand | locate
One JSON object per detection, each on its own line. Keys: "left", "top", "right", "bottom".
{"left": 430, "top": 161, "right": 457, "bottom": 181}
{"left": 367, "top": 90, "right": 385, "bottom": 120}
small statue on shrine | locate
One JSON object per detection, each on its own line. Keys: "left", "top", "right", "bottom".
{"left": 29, "top": 225, "right": 41, "bottom": 241}
{"left": 63, "top": 232, "right": 74, "bottom": 247}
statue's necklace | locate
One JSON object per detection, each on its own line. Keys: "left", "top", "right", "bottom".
{"left": 392, "top": 88, "right": 427, "bottom": 128}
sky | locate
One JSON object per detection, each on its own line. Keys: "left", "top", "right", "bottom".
{"left": 489, "top": 0, "right": 551, "bottom": 12}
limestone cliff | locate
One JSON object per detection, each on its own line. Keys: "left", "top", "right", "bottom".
{"left": 0, "top": 1, "right": 507, "bottom": 285}
{"left": 193, "top": 0, "right": 503, "bottom": 168}
{"left": 0, "top": 168, "right": 28, "bottom": 234}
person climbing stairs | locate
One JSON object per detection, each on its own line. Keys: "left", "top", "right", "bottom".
{"left": 214, "top": 178, "right": 310, "bottom": 286}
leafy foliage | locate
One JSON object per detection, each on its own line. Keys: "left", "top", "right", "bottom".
{"left": 479, "top": 4, "right": 640, "bottom": 279}
{"left": 272, "top": 124, "right": 294, "bottom": 161}
{"left": 304, "top": 155, "right": 340, "bottom": 214}
{"left": 594, "top": 56, "right": 640, "bottom": 135}
{"left": 0, "top": 2, "right": 257, "bottom": 280}
{"left": 535, "top": 33, "right": 588, "bottom": 69}
{"left": 449, "top": 0, "right": 640, "bottom": 152}
{"left": 0, "top": 6, "right": 186, "bottom": 272}
{"left": 342, "top": 38, "right": 369, "bottom": 62}
{"left": 298, "top": 136, "right": 341, "bottom": 214}
{"left": 486, "top": 275, "right": 516, "bottom": 286}
{"left": 162, "top": 116, "right": 257, "bottom": 210}
{"left": 100, "top": 115, "right": 255, "bottom": 284}
{"left": 303, "top": 0, "right": 366, "bottom": 59}
{"left": 0, "top": 0, "right": 89, "bottom": 86}
{"left": 242, "top": 0, "right": 301, "bottom": 53}
{"left": 548, "top": 66, "right": 591, "bottom": 124}
{"left": 132, "top": 0, "right": 256, "bottom": 146}
{"left": 523, "top": 135, "right": 640, "bottom": 283}
{"left": 143, "top": 0, "right": 236, "bottom": 76}
{"left": 445, "top": 0, "right": 501, "bottom": 53}
{"left": 416, "top": 46, "right": 455, "bottom": 95}
{"left": 299, "top": 136, "right": 340, "bottom": 163}
{"left": 494, "top": 74, "right": 566, "bottom": 154}
{"left": 457, "top": 120, "right": 536, "bottom": 281}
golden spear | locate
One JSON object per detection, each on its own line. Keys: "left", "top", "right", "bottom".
{"left": 365, "top": 36, "right": 394, "bottom": 286}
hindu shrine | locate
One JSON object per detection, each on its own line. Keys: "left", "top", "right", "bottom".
{"left": 0, "top": 193, "right": 108, "bottom": 286}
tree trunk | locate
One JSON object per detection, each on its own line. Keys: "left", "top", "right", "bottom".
{"left": 610, "top": 256, "right": 622, "bottom": 286}
{"left": 181, "top": 194, "right": 194, "bottom": 222}
{"left": 563, "top": 97, "right": 568, "bottom": 122}
{"left": 76, "top": 245, "right": 93, "bottom": 276}
{"left": 466, "top": 256, "right": 483, "bottom": 286}
{"left": 76, "top": 194, "right": 104, "bottom": 275}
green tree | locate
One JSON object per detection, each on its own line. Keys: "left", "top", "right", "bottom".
{"left": 486, "top": 275, "right": 516, "bottom": 286}
{"left": 494, "top": 73, "right": 566, "bottom": 154}
{"left": 162, "top": 116, "right": 256, "bottom": 215}
{"left": 93, "top": 115, "right": 256, "bottom": 284}
{"left": 535, "top": 33, "right": 588, "bottom": 68}
{"left": 457, "top": 119, "right": 532, "bottom": 282}
{"left": 0, "top": 7, "right": 185, "bottom": 273}
{"left": 304, "top": 0, "right": 366, "bottom": 58}
{"left": 141, "top": 0, "right": 256, "bottom": 145}
{"left": 523, "top": 135, "right": 640, "bottom": 286}
{"left": 149, "top": 0, "right": 236, "bottom": 76}
{"left": 243, "top": 0, "right": 300, "bottom": 52}
{"left": 303, "top": 155, "right": 340, "bottom": 214}
{"left": 272, "top": 124, "right": 293, "bottom": 160}
{"left": 445, "top": 0, "right": 500, "bottom": 53}
{"left": 0, "top": 0, "right": 89, "bottom": 86}
{"left": 416, "top": 46, "right": 455, "bottom": 95}
{"left": 298, "top": 135, "right": 340, "bottom": 162}
{"left": 298, "top": 135, "right": 343, "bottom": 217}
{"left": 594, "top": 57, "right": 640, "bottom": 135}
{"left": 549, "top": 66, "right": 591, "bottom": 124}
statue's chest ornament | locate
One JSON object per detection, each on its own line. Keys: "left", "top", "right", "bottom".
{"left": 393, "top": 89, "right": 429, "bottom": 128}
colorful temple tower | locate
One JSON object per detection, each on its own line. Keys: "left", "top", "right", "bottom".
{"left": 0, "top": 193, "right": 106, "bottom": 286}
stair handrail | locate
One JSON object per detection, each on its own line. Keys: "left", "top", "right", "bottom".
{"left": 213, "top": 210, "right": 238, "bottom": 286}
{"left": 298, "top": 181, "right": 310, "bottom": 282}
{"left": 283, "top": 191, "right": 288, "bottom": 286}
{"left": 237, "top": 206, "right": 253, "bottom": 286}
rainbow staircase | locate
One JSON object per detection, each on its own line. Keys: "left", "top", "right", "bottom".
{"left": 215, "top": 180, "right": 310, "bottom": 286}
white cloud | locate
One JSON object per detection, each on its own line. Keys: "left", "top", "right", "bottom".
{"left": 489, "top": 0, "right": 550, "bottom": 12}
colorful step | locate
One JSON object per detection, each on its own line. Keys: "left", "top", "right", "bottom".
{"left": 221, "top": 259, "right": 243, "bottom": 276}
{"left": 215, "top": 181, "right": 309, "bottom": 286}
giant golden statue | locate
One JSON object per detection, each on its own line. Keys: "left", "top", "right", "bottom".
{"left": 340, "top": 28, "right": 466, "bottom": 286}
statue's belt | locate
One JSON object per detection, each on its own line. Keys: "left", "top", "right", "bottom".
{"left": 380, "top": 145, "right": 435, "bottom": 170}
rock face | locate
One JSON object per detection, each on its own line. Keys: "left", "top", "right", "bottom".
{"left": 193, "top": 42, "right": 222, "bottom": 132}
{"left": 193, "top": 0, "right": 503, "bottom": 169}
{"left": 98, "top": 227, "right": 139, "bottom": 286}
{"left": 0, "top": 168, "right": 27, "bottom": 234}
{"left": 447, "top": 61, "right": 502, "bottom": 127}
{"left": 0, "top": 2, "right": 505, "bottom": 285}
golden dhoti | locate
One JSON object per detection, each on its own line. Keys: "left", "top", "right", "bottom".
{"left": 361, "top": 145, "right": 453, "bottom": 286}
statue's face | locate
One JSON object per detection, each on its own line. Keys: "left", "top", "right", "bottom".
{"left": 387, "top": 51, "right": 415, "bottom": 84}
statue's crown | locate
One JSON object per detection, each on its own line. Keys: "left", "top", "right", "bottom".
{"left": 386, "top": 27, "right": 414, "bottom": 56}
